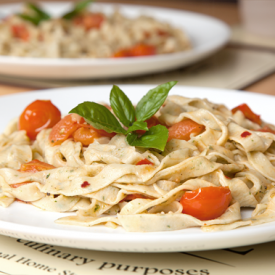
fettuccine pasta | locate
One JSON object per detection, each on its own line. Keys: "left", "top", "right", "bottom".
{"left": 0, "top": 94, "right": 275, "bottom": 232}
{"left": 0, "top": 4, "right": 191, "bottom": 58}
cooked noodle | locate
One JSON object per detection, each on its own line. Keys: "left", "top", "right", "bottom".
{"left": 1, "top": 95, "right": 275, "bottom": 232}
{"left": 0, "top": 8, "right": 191, "bottom": 58}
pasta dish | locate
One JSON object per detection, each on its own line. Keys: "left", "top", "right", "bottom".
{"left": 0, "top": 82, "right": 275, "bottom": 233}
{"left": 0, "top": 1, "right": 191, "bottom": 58}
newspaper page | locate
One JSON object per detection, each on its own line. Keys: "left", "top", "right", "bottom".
{"left": 0, "top": 235, "right": 274, "bottom": 275}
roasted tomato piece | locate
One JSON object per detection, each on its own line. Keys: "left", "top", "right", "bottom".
{"left": 10, "top": 181, "right": 32, "bottom": 188}
{"left": 180, "top": 186, "right": 232, "bottom": 220}
{"left": 128, "top": 44, "right": 156, "bottom": 57}
{"left": 74, "top": 13, "right": 105, "bottom": 30}
{"left": 12, "top": 24, "right": 29, "bottom": 41}
{"left": 73, "top": 126, "right": 102, "bottom": 146}
{"left": 49, "top": 114, "right": 85, "bottom": 146}
{"left": 232, "top": 103, "right": 261, "bottom": 125}
{"left": 19, "top": 100, "right": 61, "bottom": 140}
{"left": 168, "top": 119, "right": 205, "bottom": 142}
{"left": 19, "top": 159, "right": 56, "bottom": 173}
{"left": 113, "top": 49, "right": 131, "bottom": 58}
{"left": 113, "top": 44, "right": 156, "bottom": 58}
{"left": 49, "top": 114, "right": 115, "bottom": 146}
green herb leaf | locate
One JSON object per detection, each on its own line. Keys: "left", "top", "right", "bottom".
{"left": 18, "top": 3, "right": 51, "bottom": 26}
{"left": 126, "top": 121, "right": 148, "bottom": 134}
{"left": 18, "top": 14, "right": 41, "bottom": 25}
{"left": 135, "top": 81, "right": 177, "bottom": 122}
{"left": 69, "top": 82, "right": 177, "bottom": 150}
{"left": 27, "top": 3, "right": 51, "bottom": 20}
{"left": 62, "top": 0, "right": 92, "bottom": 20}
{"left": 127, "top": 125, "right": 169, "bottom": 151}
{"left": 110, "top": 85, "right": 135, "bottom": 127}
{"left": 69, "top": 102, "right": 126, "bottom": 134}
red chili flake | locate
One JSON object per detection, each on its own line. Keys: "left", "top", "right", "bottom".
{"left": 143, "top": 31, "right": 151, "bottom": 39}
{"left": 157, "top": 29, "right": 169, "bottom": 36}
{"left": 38, "top": 33, "right": 44, "bottom": 41}
{"left": 81, "top": 181, "right": 90, "bottom": 188}
{"left": 225, "top": 176, "right": 232, "bottom": 179}
{"left": 136, "top": 159, "right": 154, "bottom": 165}
{"left": 241, "top": 131, "right": 252, "bottom": 138}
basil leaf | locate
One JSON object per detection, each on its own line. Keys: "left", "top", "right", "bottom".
{"left": 127, "top": 125, "right": 169, "bottom": 151}
{"left": 110, "top": 85, "right": 135, "bottom": 127}
{"left": 27, "top": 3, "right": 51, "bottom": 20}
{"left": 18, "top": 3, "right": 51, "bottom": 26}
{"left": 18, "top": 14, "right": 41, "bottom": 26}
{"left": 69, "top": 101, "right": 126, "bottom": 134}
{"left": 135, "top": 81, "right": 177, "bottom": 122}
{"left": 62, "top": 0, "right": 92, "bottom": 20}
{"left": 126, "top": 121, "right": 148, "bottom": 134}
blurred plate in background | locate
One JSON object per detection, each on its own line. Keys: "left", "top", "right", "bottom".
{"left": 0, "top": 2, "right": 230, "bottom": 79}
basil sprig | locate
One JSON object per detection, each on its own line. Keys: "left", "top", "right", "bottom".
{"left": 18, "top": 0, "right": 92, "bottom": 25}
{"left": 136, "top": 81, "right": 177, "bottom": 122}
{"left": 127, "top": 121, "right": 148, "bottom": 134}
{"left": 27, "top": 3, "right": 51, "bottom": 20}
{"left": 127, "top": 125, "right": 169, "bottom": 150}
{"left": 110, "top": 85, "right": 135, "bottom": 127}
{"left": 62, "top": 0, "right": 93, "bottom": 20}
{"left": 70, "top": 102, "right": 127, "bottom": 134}
{"left": 69, "top": 81, "right": 177, "bottom": 151}
{"left": 18, "top": 3, "right": 51, "bottom": 26}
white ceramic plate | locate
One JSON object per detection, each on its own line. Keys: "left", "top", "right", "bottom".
{"left": 0, "top": 85, "right": 275, "bottom": 252}
{"left": 0, "top": 2, "right": 230, "bottom": 79}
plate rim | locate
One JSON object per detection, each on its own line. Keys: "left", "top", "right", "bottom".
{"left": 0, "top": 84, "right": 275, "bottom": 252}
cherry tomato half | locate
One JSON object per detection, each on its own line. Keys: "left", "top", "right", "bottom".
{"left": 49, "top": 114, "right": 116, "bottom": 146}
{"left": 73, "top": 126, "right": 102, "bottom": 146}
{"left": 180, "top": 186, "right": 232, "bottom": 220}
{"left": 113, "top": 49, "right": 131, "bottom": 58}
{"left": 19, "top": 159, "right": 56, "bottom": 173}
{"left": 49, "top": 114, "right": 85, "bottom": 146}
{"left": 168, "top": 119, "right": 205, "bottom": 142}
{"left": 113, "top": 44, "right": 156, "bottom": 58}
{"left": 128, "top": 44, "right": 156, "bottom": 57}
{"left": 19, "top": 100, "right": 61, "bottom": 140}
{"left": 74, "top": 13, "right": 105, "bottom": 30}
{"left": 232, "top": 103, "right": 261, "bottom": 125}
{"left": 12, "top": 24, "right": 29, "bottom": 41}
{"left": 10, "top": 181, "right": 32, "bottom": 188}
